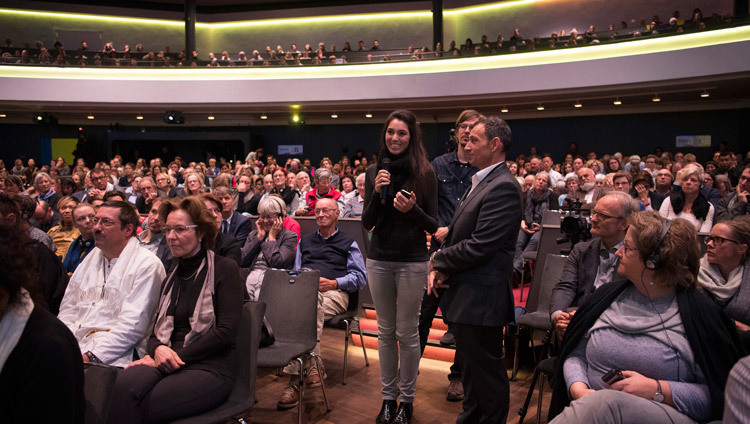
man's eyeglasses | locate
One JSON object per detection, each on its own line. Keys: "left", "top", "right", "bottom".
{"left": 705, "top": 235, "right": 739, "bottom": 246}
{"left": 162, "top": 225, "right": 198, "bottom": 235}
{"left": 591, "top": 209, "right": 624, "bottom": 221}
{"left": 92, "top": 217, "right": 118, "bottom": 227}
{"left": 314, "top": 208, "right": 335, "bottom": 215}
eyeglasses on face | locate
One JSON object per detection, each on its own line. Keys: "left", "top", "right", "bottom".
{"left": 314, "top": 208, "right": 335, "bottom": 215}
{"left": 591, "top": 209, "right": 624, "bottom": 221}
{"left": 705, "top": 235, "right": 739, "bottom": 246}
{"left": 162, "top": 225, "right": 198, "bottom": 235}
{"left": 92, "top": 217, "right": 118, "bottom": 227}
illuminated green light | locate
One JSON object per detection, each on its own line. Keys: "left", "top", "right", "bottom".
{"left": 292, "top": 114, "right": 299, "bottom": 122}
{"left": 36, "top": 115, "right": 42, "bottom": 121}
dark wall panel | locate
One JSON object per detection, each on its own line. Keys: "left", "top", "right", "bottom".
{"left": 1, "top": 109, "right": 747, "bottom": 169}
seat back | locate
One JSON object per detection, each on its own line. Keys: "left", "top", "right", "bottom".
{"left": 83, "top": 363, "right": 118, "bottom": 424}
{"left": 258, "top": 268, "right": 320, "bottom": 352}
{"left": 227, "top": 301, "right": 266, "bottom": 405}
{"left": 527, "top": 254, "right": 567, "bottom": 314}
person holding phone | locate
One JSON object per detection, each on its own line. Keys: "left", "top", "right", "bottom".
{"left": 548, "top": 212, "right": 743, "bottom": 424}
{"left": 362, "top": 110, "right": 438, "bottom": 424}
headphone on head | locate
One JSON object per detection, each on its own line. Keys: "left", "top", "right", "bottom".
{"left": 644, "top": 219, "right": 672, "bottom": 270}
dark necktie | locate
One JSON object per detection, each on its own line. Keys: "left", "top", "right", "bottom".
{"left": 221, "top": 220, "right": 228, "bottom": 234}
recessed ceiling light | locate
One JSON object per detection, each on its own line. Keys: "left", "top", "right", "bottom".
{"left": 536, "top": 104, "right": 545, "bottom": 111}
{"left": 0, "top": 113, "right": 6, "bottom": 118}
{"left": 87, "top": 114, "right": 95, "bottom": 119}
{"left": 613, "top": 98, "right": 622, "bottom": 105}
{"left": 652, "top": 94, "right": 661, "bottom": 102}
{"left": 700, "top": 90, "right": 710, "bottom": 98}
{"left": 365, "top": 113, "right": 373, "bottom": 118}
{"left": 574, "top": 101, "right": 582, "bottom": 108}
{"left": 260, "top": 114, "right": 268, "bottom": 120}
{"left": 207, "top": 114, "right": 215, "bottom": 120}
{"left": 136, "top": 114, "right": 143, "bottom": 120}
{"left": 331, "top": 113, "right": 338, "bottom": 118}
{"left": 500, "top": 107, "right": 509, "bottom": 113}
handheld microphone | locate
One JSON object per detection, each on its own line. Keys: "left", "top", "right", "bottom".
{"left": 380, "top": 158, "right": 391, "bottom": 206}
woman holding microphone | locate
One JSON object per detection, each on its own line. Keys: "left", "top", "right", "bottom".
{"left": 362, "top": 110, "right": 438, "bottom": 424}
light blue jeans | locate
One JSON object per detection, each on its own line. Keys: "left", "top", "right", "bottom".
{"left": 366, "top": 259, "right": 428, "bottom": 403}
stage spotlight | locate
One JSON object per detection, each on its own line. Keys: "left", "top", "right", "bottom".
{"left": 163, "top": 111, "right": 185, "bottom": 124}
{"left": 288, "top": 113, "right": 305, "bottom": 125}
{"left": 33, "top": 112, "right": 58, "bottom": 125}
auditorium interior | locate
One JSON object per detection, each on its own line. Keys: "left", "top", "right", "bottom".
{"left": 0, "top": 0, "right": 749, "bottom": 423}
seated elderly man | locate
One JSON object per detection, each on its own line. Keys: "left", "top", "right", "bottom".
{"left": 277, "top": 198, "right": 367, "bottom": 410}
{"left": 569, "top": 167, "right": 607, "bottom": 209}
{"left": 58, "top": 200, "right": 166, "bottom": 367}
{"left": 550, "top": 192, "right": 639, "bottom": 340}
{"left": 135, "top": 176, "right": 158, "bottom": 214}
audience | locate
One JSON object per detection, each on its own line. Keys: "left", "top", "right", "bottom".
{"left": 659, "top": 166, "right": 714, "bottom": 233}
{"left": 513, "top": 171, "right": 558, "bottom": 279}
{"left": 63, "top": 203, "right": 97, "bottom": 274}
{"left": 550, "top": 192, "right": 639, "bottom": 339}
{"left": 277, "top": 198, "right": 367, "bottom": 409}
{"left": 201, "top": 194, "right": 242, "bottom": 267}
{"left": 46, "top": 195, "right": 80, "bottom": 260}
{"left": 240, "top": 196, "right": 297, "bottom": 300}
{"left": 58, "top": 200, "right": 166, "bottom": 367}
{"left": 698, "top": 216, "right": 750, "bottom": 347}
{"left": 549, "top": 212, "right": 744, "bottom": 423}
{"left": 0, "top": 224, "right": 84, "bottom": 422}
{"left": 108, "top": 196, "right": 243, "bottom": 423}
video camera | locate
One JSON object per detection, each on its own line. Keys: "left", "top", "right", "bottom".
{"left": 557, "top": 198, "right": 591, "bottom": 254}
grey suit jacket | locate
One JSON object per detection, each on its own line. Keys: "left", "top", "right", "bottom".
{"left": 433, "top": 162, "right": 522, "bottom": 327}
{"left": 549, "top": 237, "right": 623, "bottom": 315}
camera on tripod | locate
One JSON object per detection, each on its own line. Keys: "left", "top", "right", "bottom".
{"left": 557, "top": 198, "right": 591, "bottom": 254}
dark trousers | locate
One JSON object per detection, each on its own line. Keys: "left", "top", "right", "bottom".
{"left": 418, "top": 288, "right": 462, "bottom": 381}
{"left": 108, "top": 365, "right": 233, "bottom": 424}
{"left": 454, "top": 323, "right": 509, "bottom": 424}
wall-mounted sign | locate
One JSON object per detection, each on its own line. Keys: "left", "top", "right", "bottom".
{"left": 675, "top": 135, "right": 711, "bottom": 148}
{"left": 278, "top": 145, "right": 303, "bottom": 155}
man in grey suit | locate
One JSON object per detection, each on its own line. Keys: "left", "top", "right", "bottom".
{"left": 549, "top": 191, "right": 639, "bottom": 340}
{"left": 428, "top": 116, "right": 522, "bottom": 423}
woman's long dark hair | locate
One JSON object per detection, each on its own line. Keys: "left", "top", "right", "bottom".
{"left": 378, "top": 109, "right": 432, "bottom": 203}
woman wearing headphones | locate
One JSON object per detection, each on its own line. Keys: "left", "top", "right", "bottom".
{"left": 548, "top": 211, "right": 743, "bottom": 424}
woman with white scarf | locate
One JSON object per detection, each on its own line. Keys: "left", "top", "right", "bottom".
{"left": 698, "top": 216, "right": 750, "bottom": 345}
{"left": 109, "top": 196, "right": 243, "bottom": 423}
